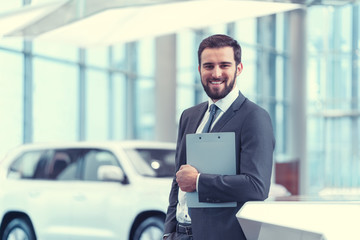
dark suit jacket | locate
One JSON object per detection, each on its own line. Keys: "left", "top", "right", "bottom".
{"left": 164, "top": 91, "right": 275, "bottom": 240}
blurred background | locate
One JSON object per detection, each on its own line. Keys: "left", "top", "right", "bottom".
{"left": 0, "top": 0, "right": 359, "bottom": 197}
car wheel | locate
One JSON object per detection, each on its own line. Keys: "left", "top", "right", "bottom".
{"left": 2, "top": 218, "right": 36, "bottom": 240}
{"left": 133, "top": 216, "right": 164, "bottom": 240}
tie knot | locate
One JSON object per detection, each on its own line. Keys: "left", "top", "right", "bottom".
{"left": 209, "top": 104, "right": 218, "bottom": 114}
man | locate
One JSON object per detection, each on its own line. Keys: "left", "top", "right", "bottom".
{"left": 163, "top": 34, "right": 275, "bottom": 240}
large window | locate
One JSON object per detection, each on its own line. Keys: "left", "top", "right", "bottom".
{"left": 135, "top": 38, "right": 155, "bottom": 140}
{"left": 33, "top": 58, "right": 78, "bottom": 142}
{"left": 0, "top": 50, "right": 23, "bottom": 158}
{"left": 0, "top": 5, "right": 143, "bottom": 156}
{"left": 85, "top": 69, "right": 109, "bottom": 140}
{"left": 307, "top": 5, "right": 360, "bottom": 193}
{"left": 0, "top": 0, "right": 24, "bottom": 159}
{"left": 111, "top": 74, "right": 127, "bottom": 140}
{"left": 176, "top": 30, "right": 198, "bottom": 120}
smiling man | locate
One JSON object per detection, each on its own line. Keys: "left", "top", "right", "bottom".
{"left": 200, "top": 45, "right": 241, "bottom": 101}
{"left": 163, "top": 34, "right": 275, "bottom": 240}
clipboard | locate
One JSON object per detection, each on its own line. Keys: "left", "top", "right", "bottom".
{"left": 186, "top": 132, "right": 236, "bottom": 208}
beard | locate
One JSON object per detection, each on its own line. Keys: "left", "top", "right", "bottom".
{"left": 201, "top": 70, "right": 237, "bottom": 100}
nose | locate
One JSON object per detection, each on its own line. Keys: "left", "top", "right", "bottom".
{"left": 212, "top": 66, "right": 222, "bottom": 78}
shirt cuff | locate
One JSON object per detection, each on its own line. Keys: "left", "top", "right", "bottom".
{"left": 196, "top": 173, "right": 200, "bottom": 192}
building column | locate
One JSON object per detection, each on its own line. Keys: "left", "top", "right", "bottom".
{"left": 78, "top": 48, "right": 86, "bottom": 141}
{"left": 23, "top": 40, "right": 33, "bottom": 143}
{"left": 288, "top": 9, "right": 307, "bottom": 194}
{"left": 155, "top": 34, "right": 177, "bottom": 142}
{"left": 23, "top": 0, "right": 33, "bottom": 143}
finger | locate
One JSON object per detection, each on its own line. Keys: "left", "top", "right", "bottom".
{"left": 176, "top": 170, "right": 182, "bottom": 178}
{"left": 176, "top": 173, "right": 182, "bottom": 183}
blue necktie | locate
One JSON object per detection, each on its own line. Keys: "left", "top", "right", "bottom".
{"left": 202, "top": 104, "right": 219, "bottom": 133}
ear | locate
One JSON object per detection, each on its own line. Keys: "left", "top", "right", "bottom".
{"left": 198, "top": 65, "right": 201, "bottom": 73}
{"left": 236, "top": 63, "right": 243, "bottom": 76}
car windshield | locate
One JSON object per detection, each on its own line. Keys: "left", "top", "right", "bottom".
{"left": 124, "top": 148, "right": 175, "bottom": 178}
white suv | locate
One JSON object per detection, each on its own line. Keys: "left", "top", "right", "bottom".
{"left": 0, "top": 141, "right": 176, "bottom": 240}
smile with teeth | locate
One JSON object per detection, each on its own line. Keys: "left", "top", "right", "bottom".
{"left": 209, "top": 79, "right": 225, "bottom": 85}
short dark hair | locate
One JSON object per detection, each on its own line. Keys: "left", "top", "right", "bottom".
{"left": 198, "top": 34, "right": 242, "bottom": 66}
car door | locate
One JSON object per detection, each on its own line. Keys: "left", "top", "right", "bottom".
{"left": 6, "top": 149, "right": 76, "bottom": 240}
{"left": 67, "top": 148, "right": 135, "bottom": 240}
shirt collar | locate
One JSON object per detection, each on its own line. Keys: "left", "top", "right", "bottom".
{"left": 207, "top": 88, "right": 239, "bottom": 113}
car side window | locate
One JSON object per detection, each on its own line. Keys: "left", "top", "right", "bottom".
{"left": 82, "top": 149, "right": 120, "bottom": 181}
{"left": 8, "top": 149, "right": 80, "bottom": 181}
{"left": 8, "top": 150, "right": 46, "bottom": 179}
{"left": 47, "top": 151, "right": 73, "bottom": 180}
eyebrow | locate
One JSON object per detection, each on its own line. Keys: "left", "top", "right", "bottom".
{"left": 202, "top": 61, "right": 233, "bottom": 66}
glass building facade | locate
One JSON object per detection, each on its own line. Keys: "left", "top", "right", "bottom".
{"left": 0, "top": 1, "right": 359, "bottom": 195}
{"left": 307, "top": 4, "right": 360, "bottom": 192}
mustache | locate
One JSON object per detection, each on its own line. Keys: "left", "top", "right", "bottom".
{"left": 208, "top": 77, "right": 227, "bottom": 81}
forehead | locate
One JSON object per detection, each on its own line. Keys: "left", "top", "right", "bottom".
{"left": 200, "top": 46, "right": 235, "bottom": 64}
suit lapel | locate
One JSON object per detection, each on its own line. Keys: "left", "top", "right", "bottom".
{"left": 211, "top": 91, "right": 246, "bottom": 132}
{"left": 188, "top": 102, "right": 208, "bottom": 133}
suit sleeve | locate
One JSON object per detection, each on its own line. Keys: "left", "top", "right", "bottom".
{"left": 197, "top": 108, "right": 275, "bottom": 203}
{"left": 163, "top": 177, "right": 179, "bottom": 234}
{"left": 163, "top": 112, "right": 186, "bottom": 234}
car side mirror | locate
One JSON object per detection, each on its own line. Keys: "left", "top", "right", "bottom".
{"left": 97, "top": 165, "right": 126, "bottom": 183}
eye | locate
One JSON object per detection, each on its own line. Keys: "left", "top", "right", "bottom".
{"left": 220, "top": 64, "right": 231, "bottom": 68}
{"left": 203, "top": 65, "right": 214, "bottom": 70}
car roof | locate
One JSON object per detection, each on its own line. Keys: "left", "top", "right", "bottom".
{"left": 0, "top": 141, "right": 177, "bottom": 177}
{"left": 0, "top": 141, "right": 176, "bottom": 163}
{"left": 12, "top": 140, "right": 176, "bottom": 151}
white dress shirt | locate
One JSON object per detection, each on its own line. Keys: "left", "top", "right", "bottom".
{"left": 176, "top": 88, "right": 239, "bottom": 224}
